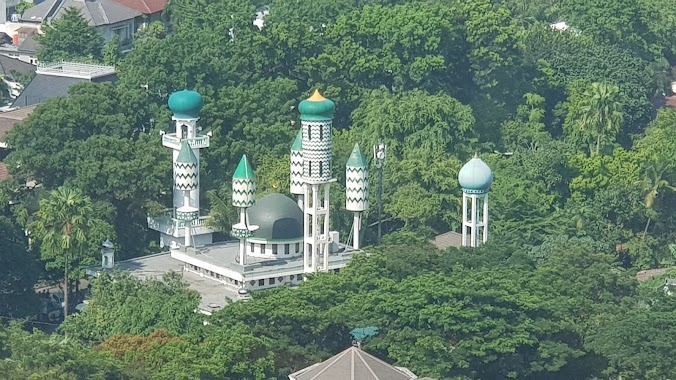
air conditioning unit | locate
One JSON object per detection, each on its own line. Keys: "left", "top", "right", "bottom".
{"left": 10, "top": 14, "right": 20, "bottom": 22}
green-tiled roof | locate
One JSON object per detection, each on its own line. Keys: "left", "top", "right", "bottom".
{"left": 233, "top": 154, "right": 255, "bottom": 180}
{"left": 346, "top": 143, "right": 367, "bottom": 167}
{"left": 176, "top": 140, "right": 198, "bottom": 164}
{"left": 291, "top": 128, "right": 302, "bottom": 151}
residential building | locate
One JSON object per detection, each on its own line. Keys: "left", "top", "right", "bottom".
{"left": 12, "top": 61, "right": 116, "bottom": 108}
{"left": 21, "top": 0, "right": 141, "bottom": 46}
{"left": 110, "top": 0, "right": 166, "bottom": 30}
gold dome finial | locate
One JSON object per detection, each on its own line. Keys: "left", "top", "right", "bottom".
{"left": 308, "top": 89, "right": 326, "bottom": 102}
{"left": 473, "top": 152, "right": 479, "bottom": 159}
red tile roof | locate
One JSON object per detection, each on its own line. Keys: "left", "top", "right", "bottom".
{"left": 111, "top": 0, "right": 166, "bottom": 14}
{"left": 0, "top": 161, "right": 9, "bottom": 182}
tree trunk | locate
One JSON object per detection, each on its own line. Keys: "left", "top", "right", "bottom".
{"left": 63, "top": 251, "right": 69, "bottom": 319}
{"left": 643, "top": 217, "right": 651, "bottom": 241}
{"left": 595, "top": 134, "right": 601, "bottom": 155}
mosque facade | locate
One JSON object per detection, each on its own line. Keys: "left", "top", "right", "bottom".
{"left": 147, "top": 89, "right": 370, "bottom": 293}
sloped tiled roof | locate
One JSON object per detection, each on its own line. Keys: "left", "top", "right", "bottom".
{"left": 22, "top": 0, "right": 141, "bottom": 26}
{"left": 0, "top": 106, "right": 35, "bottom": 142}
{"left": 0, "top": 55, "right": 36, "bottom": 76}
{"left": 430, "top": 231, "right": 463, "bottom": 250}
{"left": 289, "top": 346, "right": 416, "bottom": 380}
{"left": 111, "top": 0, "right": 166, "bottom": 14}
{"left": 0, "top": 161, "right": 9, "bottom": 181}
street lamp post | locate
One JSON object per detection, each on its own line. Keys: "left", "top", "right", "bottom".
{"left": 373, "top": 141, "right": 386, "bottom": 244}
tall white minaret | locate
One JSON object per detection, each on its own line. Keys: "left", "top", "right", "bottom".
{"left": 458, "top": 155, "right": 493, "bottom": 247}
{"left": 345, "top": 144, "right": 369, "bottom": 249}
{"left": 166, "top": 90, "right": 208, "bottom": 214}
{"left": 299, "top": 90, "right": 336, "bottom": 274}
{"left": 231, "top": 155, "right": 258, "bottom": 265}
{"left": 174, "top": 141, "right": 199, "bottom": 247}
{"left": 290, "top": 129, "right": 304, "bottom": 208}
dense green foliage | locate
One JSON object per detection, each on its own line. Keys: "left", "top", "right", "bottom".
{"left": 3, "top": 0, "right": 676, "bottom": 378}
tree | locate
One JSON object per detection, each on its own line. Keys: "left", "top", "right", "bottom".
{"left": 0, "top": 215, "right": 40, "bottom": 318}
{"left": 0, "top": 322, "right": 127, "bottom": 379}
{"left": 566, "top": 82, "right": 624, "bottom": 156}
{"left": 37, "top": 7, "right": 104, "bottom": 63}
{"left": 29, "top": 187, "right": 94, "bottom": 317}
{"left": 61, "top": 272, "right": 203, "bottom": 341}
{"left": 103, "top": 34, "right": 121, "bottom": 66}
{"left": 636, "top": 159, "right": 676, "bottom": 239}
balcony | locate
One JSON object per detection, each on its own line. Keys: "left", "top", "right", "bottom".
{"left": 148, "top": 209, "right": 212, "bottom": 237}
{"left": 162, "top": 133, "right": 210, "bottom": 150}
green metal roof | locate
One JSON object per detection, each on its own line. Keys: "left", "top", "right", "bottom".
{"left": 291, "top": 128, "right": 303, "bottom": 151}
{"left": 168, "top": 89, "right": 204, "bottom": 119}
{"left": 298, "top": 89, "right": 335, "bottom": 121}
{"left": 176, "top": 140, "right": 198, "bottom": 164}
{"left": 233, "top": 154, "right": 255, "bottom": 180}
{"left": 346, "top": 143, "right": 367, "bottom": 167}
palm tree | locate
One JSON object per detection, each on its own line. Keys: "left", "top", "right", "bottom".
{"left": 576, "top": 83, "right": 624, "bottom": 156}
{"left": 29, "top": 187, "right": 94, "bottom": 318}
{"left": 636, "top": 159, "right": 676, "bottom": 239}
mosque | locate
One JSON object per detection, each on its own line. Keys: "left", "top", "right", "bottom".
{"left": 105, "top": 88, "right": 493, "bottom": 308}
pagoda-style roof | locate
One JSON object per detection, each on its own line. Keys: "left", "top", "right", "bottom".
{"left": 289, "top": 346, "right": 417, "bottom": 380}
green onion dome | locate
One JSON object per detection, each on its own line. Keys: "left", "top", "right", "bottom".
{"left": 298, "top": 89, "right": 335, "bottom": 121}
{"left": 458, "top": 156, "right": 493, "bottom": 193}
{"left": 168, "top": 89, "right": 204, "bottom": 119}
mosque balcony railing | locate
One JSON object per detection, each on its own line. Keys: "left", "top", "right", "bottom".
{"left": 147, "top": 208, "right": 211, "bottom": 236}
{"left": 162, "top": 133, "right": 210, "bottom": 150}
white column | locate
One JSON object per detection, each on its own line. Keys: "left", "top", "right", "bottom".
{"left": 239, "top": 208, "right": 246, "bottom": 265}
{"left": 462, "top": 192, "right": 468, "bottom": 246}
{"left": 483, "top": 193, "right": 489, "bottom": 244}
{"left": 297, "top": 194, "right": 304, "bottom": 210}
{"left": 183, "top": 193, "right": 191, "bottom": 247}
{"left": 353, "top": 212, "right": 361, "bottom": 250}
{"left": 470, "top": 194, "right": 477, "bottom": 247}
{"left": 323, "top": 183, "right": 330, "bottom": 270}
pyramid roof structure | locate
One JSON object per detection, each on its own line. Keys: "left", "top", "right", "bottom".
{"left": 289, "top": 346, "right": 417, "bottom": 380}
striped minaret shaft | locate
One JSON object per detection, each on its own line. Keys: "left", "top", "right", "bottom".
{"left": 174, "top": 140, "right": 199, "bottom": 247}
{"left": 290, "top": 128, "right": 304, "bottom": 208}
{"left": 345, "top": 143, "right": 369, "bottom": 249}
{"left": 299, "top": 89, "right": 336, "bottom": 275}
{"left": 232, "top": 154, "right": 258, "bottom": 265}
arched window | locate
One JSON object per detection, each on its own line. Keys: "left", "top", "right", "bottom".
{"left": 181, "top": 125, "right": 188, "bottom": 139}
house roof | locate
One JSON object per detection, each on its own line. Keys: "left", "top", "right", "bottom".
{"left": 110, "top": 0, "right": 166, "bottom": 14}
{"left": 18, "top": 34, "right": 39, "bottom": 54}
{"left": 22, "top": 0, "right": 141, "bottom": 26}
{"left": 289, "top": 346, "right": 417, "bottom": 380}
{"left": 0, "top": 161, "right": 8, "bottom": 181}
{"left": 430, "top": 231, "right": 463, "bottom": 250}
{"left": 11, "top": 62, "right": 117, "bottom": 108}
{"left": 0, "top": 55, "right": 36, "bottom": 76}
{"left": 0, "top": 106, "right": 36, "bottom": 143}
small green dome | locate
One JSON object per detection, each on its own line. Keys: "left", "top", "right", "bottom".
{"left": 458, "top": 156, "right": 493, "bottom": 193}
{"left": 168, "top": 90, "right": 204, "bottom": 119}
{"left": 247, "top": 193, "right": 303, "bottom": 241}
{"left": 298, "top": 89, "right": 335, "bottom": 121}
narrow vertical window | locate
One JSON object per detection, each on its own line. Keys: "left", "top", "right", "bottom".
{"left": 319, "top": 161, "right": 323, "bottom": 177}
{"left": 319, "top": 124, "right": 323, "bottom": 140}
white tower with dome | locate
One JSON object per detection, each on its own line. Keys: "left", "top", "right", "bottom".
{"left": 458, "top": 155, "right": 493, "bottom": 247}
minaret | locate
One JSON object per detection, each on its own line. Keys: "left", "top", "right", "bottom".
{"left": 458, "top": 155, "right": 493, "bottom": 247}
{"left": 231, "top": 155, "right": 258, "bottom": 265}
{"left": 298, "top": 89, "right": 336, "bottom": 274}
{"left": 166, "top": 90, "right": 208, "bottom": 217}
{"left": 174, "top": 141, "right": 199, "bottom": 247}
{"left": 345, "top": 144, "right": 369, "bottom": 250}
{"left": 290, "top": 129, "right": 304, "bottom": 208}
